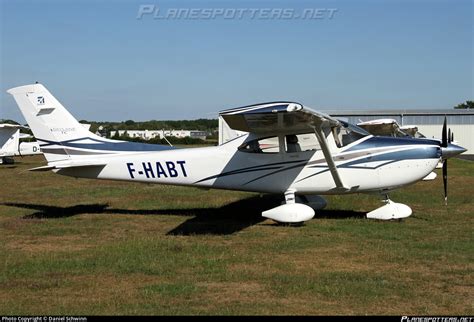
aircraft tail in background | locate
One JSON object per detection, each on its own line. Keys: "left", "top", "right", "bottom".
{"left": 0, "top": 124, "right": 21, "bottom": 157}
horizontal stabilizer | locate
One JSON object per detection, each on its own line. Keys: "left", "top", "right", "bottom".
{"left": 29, "top": 161, "right": 107, "bottom": 172}
{"left": 29, "top": 165, "right": 56, "bottom": 172}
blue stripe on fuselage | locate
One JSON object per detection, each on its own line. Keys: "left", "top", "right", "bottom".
{"left": 62, "top": 141, "right": 175, "bottom": 152}
{"left": 345, "top": 136, "right": 440, "bottom": 153}
{"left": 38, "top": 137, "right": 175, "bottom": 152}
{"left": 340, "top": 146, "right": 441, "bottom": 168}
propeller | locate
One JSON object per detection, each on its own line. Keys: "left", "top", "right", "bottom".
{"left": 440, "top": 117, "right": 466, "bottom": 206}
{"left": 442, "top": 116, "right": 449, "bottom": 206}
{"left": 443, "top": 158, "right": 448, "bottom": 206}
{"left": 442, "top": 117, "right": 447, "bottom": 148}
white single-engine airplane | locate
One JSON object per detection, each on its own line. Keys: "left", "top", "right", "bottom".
{"left": 357, "top": 119, "right": 422, "bottom": 138}
{"left": 357, "top": 118, "right": 458, "bottom": 142}
{"left": 0, "top": 123, "right": 42, "bottom": 164}
{"left": 7, "top": 84, "right": 466, "bottom": 222}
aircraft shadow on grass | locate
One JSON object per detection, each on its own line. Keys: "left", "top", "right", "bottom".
{"left": 2, "top": 195, "right": 366, "bottom": 235}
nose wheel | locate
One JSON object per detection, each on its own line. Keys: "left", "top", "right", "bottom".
{"left": 366, "top": 195, "right": 412, "bottom": 220}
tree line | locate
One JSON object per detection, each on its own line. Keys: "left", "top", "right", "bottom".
{"left": 81, "top": 118, "right": 218, "bottom": 134}
{"left": 98, "top": 119, "right": 219, "bottom": 145}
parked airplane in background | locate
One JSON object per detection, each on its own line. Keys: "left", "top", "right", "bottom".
{"left": 356, "top": 118, "right": 459, "bottom": 143}
{"left": 357, "top": 119, "right": 421, "bottom": 138}
{"left": 0, "top": 123, "right": 42, "bottom": 164}
{"left": 7, "top": 84, "right": 466, "bottom": 222}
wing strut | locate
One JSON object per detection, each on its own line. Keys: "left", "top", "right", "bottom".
{"left": 313, "top": 125, "right": 349, "bottom": 192}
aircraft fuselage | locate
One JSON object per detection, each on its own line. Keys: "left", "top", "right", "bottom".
{"left": 55, "top": 135, "right": 441, "bottom": 196}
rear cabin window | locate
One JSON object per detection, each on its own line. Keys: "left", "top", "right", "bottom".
{"left": 238, "top": 136, "right": 279, "bottom": 153}
{"left": 285, "top": 133, "right": 320, "bottom": 153}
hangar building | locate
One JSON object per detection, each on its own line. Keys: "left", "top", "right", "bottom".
{"left": 324, "top": 109, "right": 474, "bottom": 155}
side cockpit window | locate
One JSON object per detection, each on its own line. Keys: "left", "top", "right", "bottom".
{"left": 239, "top": 133, "right": 323, "bottom": 154}
{"left": 333, "top": 121, "right": 369, "bottom": 148}
{"left": 238, "top": 136, "right": 279, "bottom": 153}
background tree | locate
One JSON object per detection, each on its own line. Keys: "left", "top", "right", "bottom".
{"left": 454, "top": 101, "right": 473, "bottom": 109}
{"left": 0, "top": 119, "right": 20, "bottom": 125}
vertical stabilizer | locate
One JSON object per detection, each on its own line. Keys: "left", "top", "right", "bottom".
{"left": 7, "top": 84, "right": 98, "bottom": 162}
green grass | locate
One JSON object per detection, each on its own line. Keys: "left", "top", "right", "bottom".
{"left": 0, "top": 155, "right": 473, "bottom": 315}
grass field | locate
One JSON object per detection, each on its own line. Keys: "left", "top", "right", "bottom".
{"left": 0, "top": 155, "right": 472, "bottom": 315}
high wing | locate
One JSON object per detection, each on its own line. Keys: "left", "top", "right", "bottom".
{"left": 220, "top": 102, "right": 348, "bottom": 191}
{"left": 220, "top": 101, "right": 339, "bottom": 134}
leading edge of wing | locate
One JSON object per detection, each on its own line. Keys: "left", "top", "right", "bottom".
{"left": 219, "top": 101, "right": 303, "bottom": 115}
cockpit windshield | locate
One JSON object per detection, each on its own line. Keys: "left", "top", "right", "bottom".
{"left": 333, "top": 120, "right": 370, "bottom": 148}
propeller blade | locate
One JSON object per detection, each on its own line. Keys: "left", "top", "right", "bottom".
{"left": 448, "top": 128, "right": 451, "bottom": 143}
{"left": 443, "top": 159, "right": 448, "bottom": 206}
{"left": 451, "top": 131, "right": 454, "bottom": 142}
{"left": 442, "top": 116, "right": 448, "bottom": 148}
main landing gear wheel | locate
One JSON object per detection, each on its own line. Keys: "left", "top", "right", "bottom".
{"left": 0, "top": 157, "right": 14, "bottom": 165}
{"left": 262, "top": 190, "right": 315, "bottom": 224}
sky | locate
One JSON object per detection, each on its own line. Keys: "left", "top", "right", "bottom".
{"left": 0, "top": 0, "right": 472, "bottom": 122}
